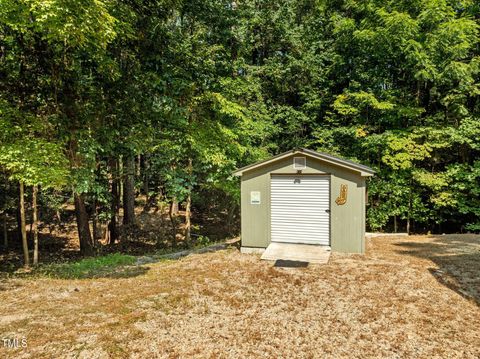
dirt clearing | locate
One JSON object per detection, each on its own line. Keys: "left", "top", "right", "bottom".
{"left": 1, "top": 234, "right": 479, "bottom": 358}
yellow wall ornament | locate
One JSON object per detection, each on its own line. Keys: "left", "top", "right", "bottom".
{"left": 335, "top": 184, "right": 348, "bottom": 205}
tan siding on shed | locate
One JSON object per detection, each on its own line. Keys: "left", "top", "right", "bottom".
{"left": 240, "top": 153, "right": 367, "bottom": 253}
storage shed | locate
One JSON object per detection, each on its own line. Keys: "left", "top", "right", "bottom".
{"left": 233, "top": 148, "right": 375, "bottom": 254}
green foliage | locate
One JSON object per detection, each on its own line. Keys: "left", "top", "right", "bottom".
{"left": 0, "top": 0, "right": 479, "bottom": 239}
{"left": 194, "top": 235, "right": 211, "bottom": 247}
{"left": 382, "top": 132, "right": 432, "bottom": 170}
{"left": 37, "top": 253, "right": 136, "bottom": 279}
{"left": 445, "top": 161, "right": 480, "bottom": 230}
{"left": 0, "top": 138, "right": 68, "bottom": 187}
{"left": 235, "top": 0, "right": 480, "bottom": 232}
{"left": 333, "top": 91, "right": 395, "bottom": 117}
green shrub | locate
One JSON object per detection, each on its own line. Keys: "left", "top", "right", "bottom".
{"left": 195, "top": 235, "right": 211, "bottom": 247}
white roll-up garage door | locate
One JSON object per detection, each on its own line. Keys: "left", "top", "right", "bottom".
{"left": 271, "top": 175, "right": 330, "bottom": 245}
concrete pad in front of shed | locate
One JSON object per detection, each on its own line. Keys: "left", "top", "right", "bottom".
{"left": 261, "top": 242, "right": 331, "bottom": 264}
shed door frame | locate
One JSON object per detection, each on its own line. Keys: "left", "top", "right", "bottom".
{"left": 270, "top": 174, "right": 331, "bottom": 246}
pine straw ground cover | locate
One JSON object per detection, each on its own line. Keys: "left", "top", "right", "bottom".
{"left": 1, "top": 234, "right": 479, "bottom": 358}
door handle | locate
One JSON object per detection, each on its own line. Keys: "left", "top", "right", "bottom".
{"left": 325, "top": 209, "right": 330, "bottom": 213}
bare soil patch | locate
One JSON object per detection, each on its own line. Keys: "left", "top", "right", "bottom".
{"left": 1, "top": 234, "right": 479, "bottom": 358}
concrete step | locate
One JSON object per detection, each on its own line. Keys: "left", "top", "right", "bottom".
{"left": 261, "top": 242, "right": 331, "bottom": 264}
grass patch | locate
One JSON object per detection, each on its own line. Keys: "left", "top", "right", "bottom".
{"left": 37, "top": 253, "right": 137, "bottom": 279}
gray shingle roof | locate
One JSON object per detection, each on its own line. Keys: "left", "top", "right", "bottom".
{"left": 233, "top": 148, "right": 375, "bottom": 177}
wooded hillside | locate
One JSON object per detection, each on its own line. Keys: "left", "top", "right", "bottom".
{"left": 1, "top": 0, "right": 479, "bottom": 266}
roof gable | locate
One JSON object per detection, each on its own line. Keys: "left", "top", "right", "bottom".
{"left": 233, "top": 148, "right": 375, "bottom": 177}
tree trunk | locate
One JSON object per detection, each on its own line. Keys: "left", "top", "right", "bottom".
{"left": 29, "top": 211, "right": 33, "bottom": 241}
{"left": 56, "top": 208, "right": 61, "bottom": 223}
{"left": 92, "top": 197, "right": 97, "bottom": 243}
{"left": 1, "top": 177, "right": 7, "bottom": 248}
{"left": 185, "top": 192, "right": 191, "bottom": 245}
{"left": 109, "top": 157, "right": 119, "bottom": 245}
{"left": 142, "top": 155, "right": 151, "bottom": 212}
{"left": 169, "top": 201, "right": 177, "bottom": 247}
{"left": 32, "top": 185, "right": 39, "bottom": 265}
{"left": 74, "top": 192, "right": 94, "bottom": 255}
{"left": 119, "top": 155, "right": 124, "bottom": 206}
{"left": 136, "top": 154, "right": 141, "bottom": 178}
{"left": 393, "top": 215, "right": 397, "bottom": 233}
{"left": 143, "top": 155, "right": 149, "bottom": 197}
{"left": 92, "top": 197, "right": 102, "bottom": 242}
{"left": 19, "top": 181, "right": 29, "bottom": 267}
{"left": 171, "top": 198, "right": 178, "bottom": 215}
{"left": 2, "top": 212, "right": 7, "bottom": 249}
{"left": 406, "top": 179, "right": 413, "bottom": 235}
{"left": 185, "top": 158, "right": 193, "bottom": 246}
{"left": 123, "top": 155, "right": 135, "bottom": 226}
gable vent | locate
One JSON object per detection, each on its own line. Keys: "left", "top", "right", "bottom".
{"left": 293, "top": 157, "right": 306, "bottom": 170}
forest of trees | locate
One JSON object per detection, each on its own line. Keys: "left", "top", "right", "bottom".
{"left": 0, "top": 0, "right": 479, "bottom": 266}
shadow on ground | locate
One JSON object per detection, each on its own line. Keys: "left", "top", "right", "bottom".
{"left": 394, "top": 234, "right": 480, "bottom": 306}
